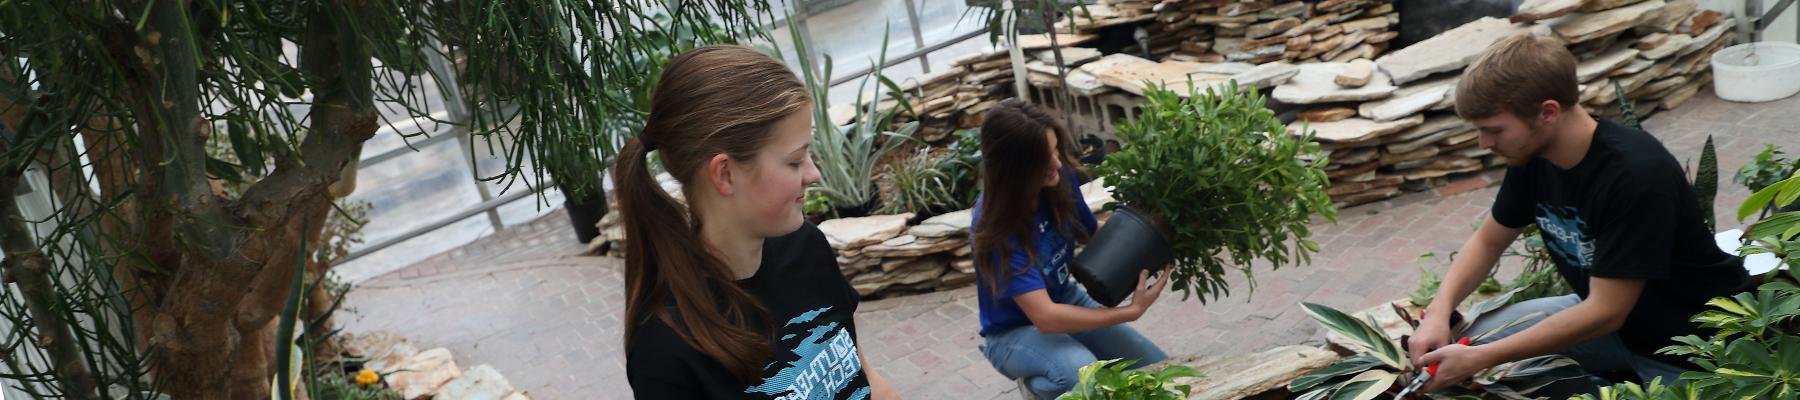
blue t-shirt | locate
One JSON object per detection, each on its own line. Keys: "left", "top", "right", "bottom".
{"left": 971, "top": 171, "right": 1098, "bottom": 337}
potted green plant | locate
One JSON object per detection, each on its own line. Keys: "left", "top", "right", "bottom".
{"left": 1294, "top": 294, "right": 1597, "bottom": 399}
{"left": 1074, "top": 82, "right": 1337, "bottom": 306}
{"left": 1057, "top": 359, "right": 1203, "bottom": 400}
{"left": 788, "top": 26, "right": 916, "bottom": 219}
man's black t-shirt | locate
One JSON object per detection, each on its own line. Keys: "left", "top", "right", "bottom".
{"left": 1491, "top": 118, "right": 1750, "bottom": 366}
{"left": 625, "top": 222, "right": 872, "bottom": 399}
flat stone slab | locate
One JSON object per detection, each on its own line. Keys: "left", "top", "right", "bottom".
{"left": 907, "top": 209, "right": 973, "bottom": 238}
{"left": 1336, "top": 59, "right": 1376, "bottom": 87}
{"left": 1577, "top": 47, "right": 1641, "bottom": 82}
{"left": 1359, "top": 84, "right": 1450, "bottom": 121}
{"left": 1549, "top": 0, "right": 1667, "bottom": 44}
{"left": 1680, "top": 21, "right": 1731, "bottom": 56}
{"left": 1191, "top": 62, "right": 1259, "bottom": 75}
{"left": 437, "top": 364, "right": 519, "bottom": 400}
{"left": 1512, "top": 0, "right": 1583, "bottom": 23}
{"left": 818, "top": 214, "right": 914, "bottom": 250}
{"left": 1385, "top": 114, "right": 1471, "bottom": 144}
{"left": 1294, "top": 114, "right": 1424, "bottom": 143}
{"left": 1273, "top": 62, "right": 1398, "bottom": 104}
{"left": 1034, "top": 47, "right": 1104, "bottom": 66}
{"left": 1230, "top": 61, "right": 1301, "bottom": 89}
{"left": 1375, "top": 17, "right": 1538, "bottom": 85}
{"left": 1642, "top": 34, "right": 1694, "bottom": 60}
{"left": 1300, "top": 107, "right": 1358, "bottom": 123}
{"left": 1148, "top": 345, "right": 1339, "bottom": 400}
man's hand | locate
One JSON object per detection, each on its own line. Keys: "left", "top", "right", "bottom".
{"left": 1417, "top": 343, "right": 1495, "bottom": 392}
{"left": 1407, "top": 317, "right": 1453, "bottom": 366}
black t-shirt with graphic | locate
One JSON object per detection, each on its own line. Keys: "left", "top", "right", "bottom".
{"left": 1491, "top": 118, "right": 1750, "bottom": 367}
{"left": 626, "top": 222, "right": 872, "bottom": 399}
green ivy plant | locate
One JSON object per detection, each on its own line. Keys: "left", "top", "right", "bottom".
{"left": 1058, "top": 359, "right": 1203, "bottom": 400}
{"left": 804, "top": 190, "right": 833, "bottom": 216}
{"left": 1094, "top": 82, "right": 1337, "bottom": 302}
{"left": 1569, "top": 377, "right": 1703, "bottom": 400}
{"left": 1735, "top": 144, "right": 1795, "bottom": 194}
{"left": 945, "top": 128, "right": 983, "bottom": 208}
{"left": 1411, "top": 225, "right": 1569, "bottom": 309}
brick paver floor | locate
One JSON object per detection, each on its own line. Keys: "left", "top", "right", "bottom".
{"left": 341, "top": 91, "right": 1800, "bottom": 399}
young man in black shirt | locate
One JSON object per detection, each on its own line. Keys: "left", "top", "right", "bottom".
{"left": 1406, "top": 33, "right": 1750, "bottom": 392}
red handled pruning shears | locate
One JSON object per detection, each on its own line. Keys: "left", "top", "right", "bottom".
{"left": 1393, "top": 336, "right": 1470, "bottom": 399}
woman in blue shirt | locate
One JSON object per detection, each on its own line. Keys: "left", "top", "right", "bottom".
{"left": 970, "top": 99, "right": 1170, "bottom": 399}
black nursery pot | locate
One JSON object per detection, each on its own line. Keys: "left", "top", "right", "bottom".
{"left": 1070, "top": 206, "right": 1174, "bottom": 307}
{"left": 565, "top": 192, "right": 609, "bottom": 244}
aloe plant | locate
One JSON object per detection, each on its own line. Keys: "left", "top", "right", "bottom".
{"left": 879, "top": 147, "right": 963, "bottom": 216}
{"left": 786, "top": 20, "right": 916, "bottom": 215}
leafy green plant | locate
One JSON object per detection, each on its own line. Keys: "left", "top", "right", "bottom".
{"left": 1095, "top": 82, "right": 1337, "bottom": 302}
{"left": 880, "top": 147, "right": 962, "bottom": 215}
{"left": 1570, "top": 377, "right": 1703, "bottom": 400}
{"left": 1734, "top": 169, "right": 1800, "bottom": 276}
{"left": 1411, "top": 266, "right": 1444, "bottom": 307}
{"left": 1655, "top": 282, "right": 1800, "bottom": 399}
{"left": 1636, "top": 171, "right": 1800, "bottom": 399}
{"left": 1735, "top": 144, "right": 1795, "bottom": 194}
{"left": 788, "top": 22, "right": 917, "bottom": 214}
{"left": 1295, "top": 297, "right": 1586, "bottom": 399}
{"left": 1058, "top": 359, "right": 1203, "bottom": 400}
{"left": 805, "top": 190, "right": 833, "bottom": 216}
{"left": 312, "top": 373, "right": 402, "bottom": 400}
{"left": 1500, "top": 226, "right": 1573, "bottom": 305}
{"left": 945, "top": 128, "right": 983, "bottom": 207}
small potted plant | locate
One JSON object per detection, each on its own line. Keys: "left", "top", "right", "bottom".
{"left": 1075, "top": 82, "right": 1337, "bottom": 306}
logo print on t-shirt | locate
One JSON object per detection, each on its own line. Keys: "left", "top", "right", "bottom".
{"left": 1535, "top": 204, "right": 1595, "bottom": 270}
{"left": 746, "top": 307, "right": 870, "bottom": 400}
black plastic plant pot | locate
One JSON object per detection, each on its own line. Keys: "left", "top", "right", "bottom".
{"left": 1071, "top": 206, "right": 1174, "bottom": 307}
{"left": 566, "top": 192, "right": 609, "bottom": 244}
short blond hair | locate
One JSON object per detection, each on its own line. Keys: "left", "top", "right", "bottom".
{"left": 1455, "top": 33, "right": 1579, "bottom": 120}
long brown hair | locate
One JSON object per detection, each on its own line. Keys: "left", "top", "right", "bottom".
{"left": 972, "top": 99, "right": 1090, "bottom": 299}
{"left": 616, "top": 45, "right": 811, "bottom": 383}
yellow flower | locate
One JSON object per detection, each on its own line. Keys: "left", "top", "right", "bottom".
{"left": 355, "top": 369, "right": 380, "bottom": 386}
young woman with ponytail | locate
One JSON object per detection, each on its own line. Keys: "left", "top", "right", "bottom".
{"left": 970, "top": 100, "right": 1170, "bottom": 400}
{"left": 620, "top": 45, "right": 898, "bottom": 400}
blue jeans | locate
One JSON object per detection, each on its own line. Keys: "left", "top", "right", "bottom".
{"left": 1465, "top": 294, "right": 1689, "bottom": 385}
{"left": 979, "top": 288, "right": 1168, "bottom": 400}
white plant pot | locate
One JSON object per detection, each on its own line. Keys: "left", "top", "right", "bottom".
{"left": 1711, "top": 41, "right": 1800, "bottom": 103}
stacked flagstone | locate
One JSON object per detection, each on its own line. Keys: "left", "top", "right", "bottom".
{"left": 1053, "top": 0, "right": 1397, "bottom": 64}
{"left": 1272, "top": 0, "right": 1733, "bottom": 207}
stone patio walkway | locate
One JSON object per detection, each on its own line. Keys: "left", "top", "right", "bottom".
{"left": 340, "top": 91, "right": 1800, "bottom": 399}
